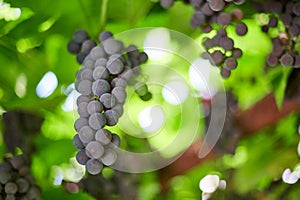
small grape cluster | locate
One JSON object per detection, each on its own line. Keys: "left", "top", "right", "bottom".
{"left": 70, "top": 30, "right": 149, "bottom": 175}
{"left": 0, "top": 154, "right": 41, "bottom": 200}
{"left": 254, "top": 0, "right": 300, "bottom": 68}
{"left": 160, "top": 0, "right": 248, "bottom": 78}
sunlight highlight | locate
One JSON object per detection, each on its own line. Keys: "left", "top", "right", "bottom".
{"left": 36, "top": 71, "right": 58, "bottom": 98}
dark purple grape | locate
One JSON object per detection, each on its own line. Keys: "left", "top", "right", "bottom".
{"left": 104, "top": 110, "right": 119, "bottom": 126}
{"left": 86, "top": 141, "right": 104, "bottom": 159}
{"left": 103, "top": 39, "right": 124, "bottom": 55}
{"left": 261, "top": 25, "right": 269, "bottom": 33}
{"left": 87, "top": 100, "right": 103, "bottom": 115}
{"left": 106, "top": 56, "right": 125, "bottom": 75}
{"left": 294, "top": 55, "right": 300, "bottom": 68}
{"left": 101, "top": 148, "right": 117, "bottom": 166}
{"left": 293, "top": 3, "right": 300, "bottom": 16}
{"left": 201, "top": 3, "right": 214, "bottom": 16}
{"left": 224, "top": 57, "right": 237, "bottom": 70}
{"left": 4, "top": 182, "right": 18, "bottom": 194}
{"left": 190, "top": 0, "right": 203, "bottom": 8}
{"left": 210, "top": 50, "right": 224, "bottom": 66}
{"left": 99, "top": 31, "right": 113, "bottom": 42}
{"left": 268, "top": 16, "right": 278, "bottom": 27}
{"left": 112, "top": 87, "right": 127, "bottom": 104}
{"left": 280, "top": 13, "right": 292, "bottom": 26}
{"left": 74, "top": 30, "right": 88, "bottom": 44}
{"left": 73, "top": 134, "right": 85, "bottom": 149}
{"left": 267, "top": 53, "right": 279, "bottom": 67}
{"left": 90, "top": 46, "right": 107, "bottom": 60}
{"left": 231, "top": 8, "right": 243, "bottom": 21}
{"left": 280, "top": 53, "right": 294, "bottom": 66}
{"left": 232, "top": 48, "right": 242, "bottom": 58}
{"left": 76, "top": 149, "right": 90, "bottom": 165}
{"left": 74, "top": 117, "right": 88, "bottom": 132}
{"left": 236, "top": 22, "right": 248, "bottom": 36}
{"left": 82, "top": 40, "right": 97, "bottom": 54}
{"left": 208, "top": 0, "right": 225, "bottom": 12}
{"left": 76, "top": 52, "right": 88, "bottom": 64}
{"left": 86, "top": 159, "right": 103, "bottom": 175}
{"left": 289, "top": 25, "right": 300, "bottom": 37}
{"left": 95, "top": 129, "right": 112, "bottom": 145}
{"left": 111, "top": 77, "right": 127, "bottom": 88}
{"left": 220, "top": 37, "right": 234, "bottom": 50}
{"left": 100, "top": 93, "right": 116, "bottom": 109}
{"left": 112, "top": 104, "right": 124, "bottom": 117}
{"left": 92, "top": 79, "right": 111, "bottom": 97}
{"left": 78, "top": 126, "right": 95, "bottom": 143}
{"left": 220, "top": 67, "right": 231, "bottom": 78}
{"left": 67, "top": 40, "right": 81, "bottom": 54}
{"left": 217, "top": 29, "right": 227, "bottom": 37}
{"left": 202, "top": 24, "right": 212, "bottom": 33}
{"left": 139, "top": 52, "right": 148, "bottom": 64}
{"left": 110, "top": 134, "right": 121, "bottom": 147}
{"left": 89, "top": 113, "right": 107, "bottom": 130}
{"left": 190, "top": 11, "right": 206, "bottom": 28}
{"left": 16, "top": 178, "right": 30, "bottom": 193}
{"left": 218, "top": 12, "right": 232, "bottom": 26}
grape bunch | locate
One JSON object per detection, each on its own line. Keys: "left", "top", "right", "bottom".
{"left": 0, "top": 154, "right": 41, "bottom": 200}
{"left": 254, "top": 0, "right": 300, "bottom": 68}
{"left": 70, "top": 30, "right": 149, "bottom": 175}
{"left": 160, "top": 0, "right": 248, "bottom": 78}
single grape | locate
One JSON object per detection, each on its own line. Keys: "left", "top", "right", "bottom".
{"left": 76, "top": 95, "right": 90, "bottom": 106}
{"left": 80, "top": 68, "right": 94, "bottom": 81}
{"left": 16, "top": 178, "right": 30, "bottom": 193}
{"left": 224, "top": 57, "right": 237, "bottom": 70}
{"left": 218, "top": 12, "right": 232, "bottom": 26}
{"left": 232, "top": 48, "right": 242, "bottom": 58}
{"left": 208, "top": 0, "right": 225, "bottom": 12}
{"left": 261, "top": 25, "right": 269, "bottom": 33}
{"left": 106, "top": 56, "right": 125, "bottom": 75}
{"left": 76, "top": 52, "right": 88, "bottom": 64}
{"left": 280, "top": 13, "right": 292, "bottom": 26}
{"left": 95, "top": 58, "right": 108, "bottom": 67}
{"left": 202, "top": 24, "right": 213, "bottom": 33}
{"left": 76, "top": 149, "right": 90, "bottom": 165}
{"left": 190, "top": 0, "right": 203, "bottom": 8}
{"left": 18, "top": 166, "right": 30, "bottom": 177}
{"left": 73, "top": 134, "right": 85, "bottom": 149}
{"left": 93, "top": 66, "right": 110, "bottom": 80}
{"left": 0, "top": 170, "right": 11, "bottom": 184}
{"left": 289, "top": 25, "right": 300, "bottom": 37}
{"left": 201, "top": 3, "right": 214, "bottom": 16}
{"left": 89, "top": 113, "right": 107, "bottom": 130}
{"left": 203, "top": 38, "right": 214, "bottom": 49}
{"left": 82, "top": 40, "right": 97, "bottom": 54}
{"left": 5, "top": 182, "right": 18, "bottom": 194}
{"left": 92, "top": 79, "right": 111, "bottom": 97}
{"left": 102, "top": 39, "right": 124, "bottom": 55}
{"left": 231, "top": 8, "right": 243, "bottom": 21}
{"left": 87, "top": 100, "right": 103, "bottom": 115}
{"left": 95, "top": 129, "right": 112, "bottom": 145}
{"left": 83, "top": 58, "right": 95, "bottom": 69}
{"left": 78, "top": 126, "right": 95, "bottom": 143}
{"left": 236, "top": 22, "right": 248, "bottom": 36}
{"left": 67, "top": 40, "right": 81, "bottom": 54}
{"left": 220, "top": 37, "right": 234, "bottom": 51}
{"left": 268, "top": 16, "right": 278, "bottom": 27}
{"left": 78, "top": 102, "right": 89, "bottom": 118}
{"left": 160, "top": 0, "right": 174, "bottom": 9}
{"left": 110, "top": 134, "right": 121, "bottom": 147}
{"left": 99, "top": 31, "right": 113, "bottom": 42}
{"left": 74, "top": 117, "right": 88, "bottom": 132}
{"left": 112, "top": 104, "right": 124, "bottom": 117}
{"left": 191, "top": 11, "right": 206, "bottom": 28}
{"left": 127, "top": 45, "right": 140, "bottom": 58}
{"left": 139, "top": 52, "right": 148, "bottom": 64}
{"left": 9, "top": 155, "right": 25, "bottom": 170}
{"left": 220, "top": 67, "right": 231, "bottom": 78}
{"left": 140, "top": 92, "right": 152, "bottom": 101}
{"left": 217, "top": 29, "right": 227, "bottom": 37}
{"left": 293, "top": 2, "right": 300, "bottom": 16}
{"left": 86, "top": 141, "right": 104, "bottom": 159}
{"left": 267, "top": 53, "right": 279, "bottom": 67}
{"left": 90, "top": 46, "right": 107, "bottom": 60}
{"left": 210, "top": 50, "right": 224, "bottom": 66}
{"left": 111, "top": 77, "right": 127, "bottom": 88}
{"left": 104, "top": 110, "right": 119, "bottom": 126}
{"left": 112, "top": 87, "right": 127, "bottom": 104}
{"left": 100, "top": 93, "right": 116, "bottom": 109}
{"left": 101, "top": 148, "right": 117, "bottom": 166}
{"left": 74, "top": 30, "right": 88, "bottom": 44}
{"left": 77, "top": 80, "right": 92, "bottom": 96}
{"left": 26, "top": 186, "right": 41, "bottom": 200}
{"left": 86, "top": 159, "right": 103, "bottom": 175}
{"left": 280, "top": 53, "right": 294, "bottom": 66}
{"left": 294, "top": 55, "right": 300, "bottom": 68}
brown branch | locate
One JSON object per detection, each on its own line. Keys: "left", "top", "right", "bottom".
{"left": 158, "top": 93, "right": 300, "bottom": 192}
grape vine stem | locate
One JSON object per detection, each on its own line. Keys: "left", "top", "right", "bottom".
{"left": 99, "top": 0, "right": 109, "bottom": 31}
